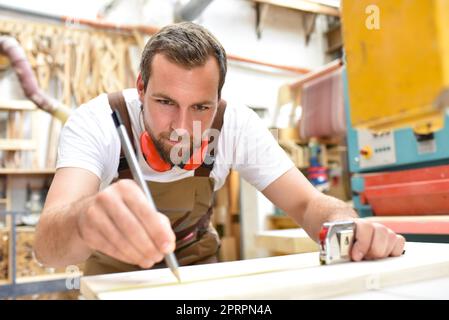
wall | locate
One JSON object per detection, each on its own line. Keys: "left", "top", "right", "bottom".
{"left": 0, "top": 0, "right": 331, "bottom": 257}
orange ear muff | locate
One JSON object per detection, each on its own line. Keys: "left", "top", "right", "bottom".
{"left": 181, "top": 140, "right": 209, "bottom": 171}
{"left": 140, "top": 131, "right": 208, "bottom": 172}
{"left": 140, "top": 131, "right": 173, "bottom": 172}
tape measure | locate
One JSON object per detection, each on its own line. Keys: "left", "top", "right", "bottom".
{"left": 319, "top": 220, "right": 356, "bottom": 265}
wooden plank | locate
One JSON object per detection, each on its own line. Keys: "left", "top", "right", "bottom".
{"left": 81, "top": 252, "right": 317, "bottom": 300}
{"left": 0, "top": 100, "right": 36, "bottom": 111}
{"left": 0, "top": 169, "right": 55, "bottom": 175}
{"left": 253, "top": 0, "right": 340, "bottom": 17}
{"left": 255, "top": 228, "right": 319, "bottom": 254}
{"left": 16, "top": 272, "right": 83, "bottom": 284}
{"left": 267, "top": 215, "right": 299, "bottom": 229}
{"left": 336, "top": 276, "right": 449, "bottom": 300}
{"left": 81, "top": 242, "right": 449, "bottom": 300}
{"left": 0, "top": 139, "right": 37, "bottom": 151}
{"left": 0, "top": 279, "right": 10, "bottom": 286}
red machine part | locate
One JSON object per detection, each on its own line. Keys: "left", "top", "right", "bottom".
{"left": 360, "top": 164, "right": 449, "bottom": 216}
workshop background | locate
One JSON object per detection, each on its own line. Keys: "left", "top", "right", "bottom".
{"left": 1, "top": 0, "right": 448, "bottom": 299}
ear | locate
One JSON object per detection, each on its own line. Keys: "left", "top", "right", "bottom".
{"left": 136, "top": 73, "right": 145, "bottom": 103}
{"left": 218, "top": 98, "right": 227, "bottom": 109}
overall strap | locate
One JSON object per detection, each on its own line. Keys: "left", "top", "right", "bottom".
{"left": 107, "top": 92, "right": 135, "bottom": 179}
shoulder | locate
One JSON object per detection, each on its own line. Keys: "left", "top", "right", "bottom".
{"left": 220, "top": 103, "right": 267, "bottom": 142}
{"left": 69, "top": 89, "right": 140, "bottom": 124}
{"left": 69, "top": 93, "right": 110, "bottom": 124}
{"left": 223, "top": 102, "right": 258, "bottom": 125}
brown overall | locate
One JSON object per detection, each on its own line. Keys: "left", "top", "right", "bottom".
{"left": 83, "top": 92, "right": 226, "bottom": 276}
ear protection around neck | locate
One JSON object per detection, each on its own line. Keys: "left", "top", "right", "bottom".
{"left": 140, "top": 131, "right": 208, "bottom": 172}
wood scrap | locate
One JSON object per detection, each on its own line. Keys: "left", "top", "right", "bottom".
{"left": 0, "top": 227, "right": 84, "bottom": 281}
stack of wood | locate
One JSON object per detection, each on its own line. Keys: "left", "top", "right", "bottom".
{"left": 0, "top": 18, "right": 143, "bottom": 168}
{"left": 0, "top": 229, "right": 7, "bottom": 280}
{"left": 0, "top": 227, "right": 83, "bottom": 281}
{"left": 0, "top": 19, "right": 141, "bottom": 106}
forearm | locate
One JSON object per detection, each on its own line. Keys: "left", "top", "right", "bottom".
{"left": 295, "top": 193, "right": 358, "bottom": 242}
{"left": 34, "top": 197, "right": 94, "bottom": 268}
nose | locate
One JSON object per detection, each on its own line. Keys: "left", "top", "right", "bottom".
{"left": 172, "top": 107, "right": 192, "bottom": 135}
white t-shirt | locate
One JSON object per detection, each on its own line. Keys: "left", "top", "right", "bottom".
{"left": 57, "top": 89, "right": 294, "bottom": 191}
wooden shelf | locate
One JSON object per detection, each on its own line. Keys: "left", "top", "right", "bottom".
{"left": 253, "top": 0, "right": 340, "bottom": 17}
{"left": 255, "top": 228, "right": 319, "bottom": 254}
{"left": 0, "top": 225, "right": 37, "bottom": 232}
{"left": 0, "top": 139, "right": 37, "bottom": 151}
{"left": 0, "top": 99, "right": 36, "bottom": 111}
{"left": 0, "top": 168, "right": 55, "bottom": 175}
{"left": 0, "top": 272, "right": 83, "bottom": 287}
{"left": 16, "top": 272, "right": 83, "bottom": 284}
{"left": 267, "top": 214, "right": 300, "bottom": 229}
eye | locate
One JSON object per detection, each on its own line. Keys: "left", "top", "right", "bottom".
{"left": 157, "top": 99, "right": 173, "bottom": 105}
{"left": 194, "top": 105, "right": 210, "bottom": 111}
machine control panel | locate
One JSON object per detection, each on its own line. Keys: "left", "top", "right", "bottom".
{"left": 356, "top": 130, "right": 396, "bottom": 169}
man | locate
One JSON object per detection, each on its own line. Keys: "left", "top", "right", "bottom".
{"left": 34, "top": 22, "right": 404, "bottom": 275}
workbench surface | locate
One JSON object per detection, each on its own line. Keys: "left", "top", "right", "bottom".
{"left": 81, "top": 242, "right": 449, "bottom": 299}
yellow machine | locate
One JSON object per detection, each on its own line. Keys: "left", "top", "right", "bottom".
{"left": 341, "top": 1, "right": 449, "bottom": 243}
{"left": 342, "top": 0, "right": 449, "bottom": 135}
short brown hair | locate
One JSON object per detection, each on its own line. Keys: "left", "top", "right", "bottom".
{"left": 140, "top": 22, "right": 227, "bottom": 98}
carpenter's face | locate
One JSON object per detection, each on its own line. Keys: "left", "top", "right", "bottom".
{"left": 136, "top": 53, "right": 219, "bottom": 164}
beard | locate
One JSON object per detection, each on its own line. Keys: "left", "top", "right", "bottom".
{"left": 147, "top": 127, "right": 201, "bottom": 167}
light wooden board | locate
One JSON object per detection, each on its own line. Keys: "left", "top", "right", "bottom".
{"left": 253, "top": 0, "right": 340, "bottom": 16}
{"left": 0, "top": 139, "right": 36, "bottom": 151}
{"left": 81, "top": 242, "right": 449, "bottom": 300}
{"left": 255, "top": 228, "right": 319, "bottom": 254}
{"left": 0, "top": 99, "right": 36, "bottom": 111}
{"left": 0, "top": 169, "right": 55, "bottom": 174}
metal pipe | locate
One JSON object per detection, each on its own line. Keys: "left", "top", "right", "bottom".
{"left": 0, "top": 4, "right": 61, "bottom": 23}
{"left": 0, "top": 36, "right": 71, "bottom": 123}
{"left": 0, "top": 3, "right": 309, "bottom": 75}
{"left": 174, "top": 0, "right": 214, "bottom": 22}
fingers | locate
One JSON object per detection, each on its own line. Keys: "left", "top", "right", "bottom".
{"left": 86, "top": 232, "right": 130, "bottom": 263}
{"left": 383, "top": 229, "right": 398, "bottom": 257}
{"left": 118, "top": 180, "right": 176, "bottom": 255}
{"left": 351, "top": 219, "right": 374, "bottom": 261}
{"left": 78, "top": 207, "right": 137, "bottom": 265}
{"left": 365, "top": 223, "right": 389, "bottom": 260}
{"left": 390, "top": 234, "right": 406, "bottom": 257}
{"left": 98, "top": 188, "right": 164, "bottom": 267}
{"left": 351, "top": 219, "right": 406, "bottom": 262}
{"left": 78, "top": 179, "right": 177, "bottom": 269}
